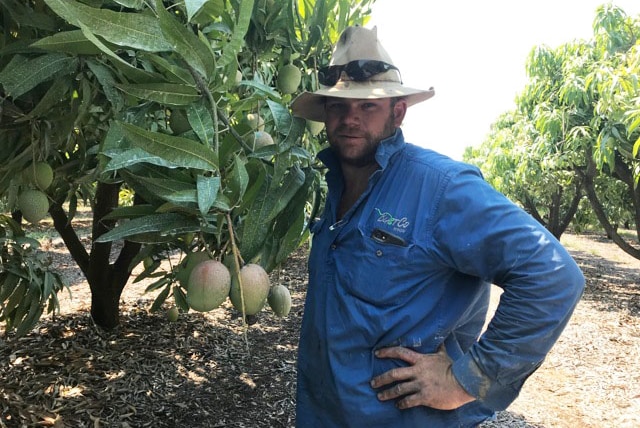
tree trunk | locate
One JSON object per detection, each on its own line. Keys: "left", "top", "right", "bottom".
{"left": 547, "top": 188, "right": 563, "bottom": 239}
{"left": 50, "top": 182, "right": 142, "bottom": 330}
{"left": 578, "top": 152, "right": 640, "bottom": 260}
{"left": 558, "top": 179, "right": 584, "bottom": 237}
{"left": 522, "top": 181, "right": 582, "bottom": 240}
{"left": 612, "top": 152, "right": 640, "bottom": 243}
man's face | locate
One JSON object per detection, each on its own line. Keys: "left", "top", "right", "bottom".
{"left": 324, "top": 97, "right": 407, "bottom": 167}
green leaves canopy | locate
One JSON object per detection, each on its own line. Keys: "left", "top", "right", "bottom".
{"left": 465, "top": 4, "right": 640, "bottom": 256}
{"left": 0, "top": 0, "right": 375, "bottom": 331}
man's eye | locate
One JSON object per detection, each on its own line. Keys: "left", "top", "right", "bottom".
{"left": 326, "top": 103, "right": 345, "bottom": 112}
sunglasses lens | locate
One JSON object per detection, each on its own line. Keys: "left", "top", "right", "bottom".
{"left": 358, "top": 61, "right": 395, "bottom": 80}
{"left": 318, "top": 66, "right": 340, "bottom": 86}
{"left": 318, "top": 61, "right": 399, "bottom": 86}
{"left": 352, "top": 60, "right": 392, "bottom": 80}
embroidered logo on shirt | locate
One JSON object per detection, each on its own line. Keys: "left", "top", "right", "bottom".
{"left": 375, "top": 208, "right": 410, "bottom": 233}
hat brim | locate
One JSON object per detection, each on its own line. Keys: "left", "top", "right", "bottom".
{"left": 291, "top": 81, "right": 435, "bottom": 122}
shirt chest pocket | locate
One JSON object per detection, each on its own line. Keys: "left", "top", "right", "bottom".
{"left": 335, "top": 226, "right": 423, "bottom": 307}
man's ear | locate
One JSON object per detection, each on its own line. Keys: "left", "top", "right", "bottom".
{"left": 393, "top": 99, "right": 408, "bottom": 126}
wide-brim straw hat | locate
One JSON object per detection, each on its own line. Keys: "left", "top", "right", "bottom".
{"left": 291, "top": 26, "right": 435, "bottom": 122}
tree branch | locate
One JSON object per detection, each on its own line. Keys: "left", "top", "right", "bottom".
{"left": 49, "top": 201, "right": 90, "bottom": 277}
{"left": 579, "top": 153, "right": 640, "bottom": 259}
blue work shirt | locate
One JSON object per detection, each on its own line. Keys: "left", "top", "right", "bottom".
{"left": 296, "top": 130, "right": 584, "bottom": 427}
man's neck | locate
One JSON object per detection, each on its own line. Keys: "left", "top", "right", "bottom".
{"left": 337, "top": 161, "right": 379, "bottom": 219}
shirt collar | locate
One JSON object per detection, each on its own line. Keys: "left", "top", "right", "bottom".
{"left": 318, "top": 128, "right": 406, "bottom": 171}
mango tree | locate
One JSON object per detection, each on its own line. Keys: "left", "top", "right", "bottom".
{"left": 464, "top": 110, "right": 582, "bottom": 239}
{"left": 584, "top": 4, "right": 640, "bottom": 256}
{"left": 465, "top": 4, "right": 639, "bottom": 253}
{"left": 0, "top": 0, "right": 376, "bottom": 334}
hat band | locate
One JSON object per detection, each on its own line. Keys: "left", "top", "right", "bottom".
{"left": 318, "top": 60, "right": 402, "bottom": 86}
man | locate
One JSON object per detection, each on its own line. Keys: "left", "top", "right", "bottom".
{"left": 290, "top": 26, "right": 585, "bottom": 427}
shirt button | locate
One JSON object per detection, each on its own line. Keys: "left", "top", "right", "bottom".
{"left": 376, "top": 250, "right": 383, "bottom": 257}
{"left": 330, "top": 244, "right": 337, "bottom": 250}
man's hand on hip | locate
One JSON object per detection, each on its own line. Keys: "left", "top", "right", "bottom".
{"left": 370, "top": 345, "right": 475, "bottom": 410}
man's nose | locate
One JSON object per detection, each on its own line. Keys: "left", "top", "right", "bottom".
{"left": 341, "top": 105, "right": 360, "bottom": 126}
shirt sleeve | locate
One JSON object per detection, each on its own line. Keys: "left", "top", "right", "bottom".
{"left": 431, "top": 167, "right": 585, "bottom": 410}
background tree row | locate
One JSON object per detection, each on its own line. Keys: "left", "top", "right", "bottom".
{"left": 464, "top": 4, "right": 640, "bottom": 259}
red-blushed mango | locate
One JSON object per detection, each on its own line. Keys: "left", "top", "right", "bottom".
{"left": 177, "top": 251, "right": 213, "bottom": 287}
{"left": 186, "top": 260, "right": 231, "bottom": 312}
{"left": 229, "top": 263, "right": 271, "bottom": 316}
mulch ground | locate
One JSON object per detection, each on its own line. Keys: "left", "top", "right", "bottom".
{"left": 1, "top": 232, "right": 639, "bottom": 428}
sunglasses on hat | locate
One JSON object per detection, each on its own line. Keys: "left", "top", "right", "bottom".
{"left": 318, "top": 60, "right": 402, "bottom": 86}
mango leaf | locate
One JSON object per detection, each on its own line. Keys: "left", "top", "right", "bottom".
{"left": 86, "top": 59, "right": 124, "bottom": 112}
{"left": 218, "top": 0, "right": 254, "bottom": 68}
{"left": 114, "top": 0, "right": 144, "bottom": 8}
{"left": 260, "top": 167, "right": 314, "bottom": 271}
{"left": 78, "top": 22, "right": 159, "bottom": 83}
{"left": 1, "top": 0, "right": 54, "bottom": 31}
{"left": 20, "top": 303, "right": 45, "bottom": 336}
{"left": 95, "top": 213, "right": 199, "bottom": 242}
{"left": 303, "top": 0, "right": 330, "bottom": 55}
{"left": 30, "top": 30, "right": 102, "bottom": 55}
{"left": 225, "top": 154, "right": 249, "bottom": 207}
{"left": 238, "top": 176, "right": 273, "bottom": 262}
{"left": 629, "top": 115, "right": 640, "bottom": 134}
{"left": 185, "top": 0, "right": 209, "bottom": 21}
{"left": 15, "top": 295, "right": 43, "bottom": 338}
{"left": 150, "top": 284, "right": 171, "bottom": 312}
{"left": 0, "top": 53, "right": 78, "bottom": 99}
{"left": 156, "top": 0, "right": 214, "bottom": 79}
{"left": 265, "top": 165, "right": 305, "bottom": 223}
{"left": 173, "top": 286, "right": 189, "bottom": 312}
{"left": 289, "top": 146, "right": 314, "bottom": 161}
{"left": 101, "top": 121, "right": 127, "bottom": 152}
{"left": 14, "top": 78, "right": 70, "bottom": 123}
{"left": 249, "top": 144, "right": 279, "bottom": 159}
{"left": 115, "top": 83, "right": 201, "bottom": 106}
{"left": 102, "top": 205, "right": 158, "bottom": 220}
{"left": 240, "top": 79, "right": 281, "bottom": 99}
{"left": 141, "top": 53, "right": 194, "bottom": 85}
{"left": 133, "top": 176, "right": 197, "bottom": 204}
{"left": 197, "top": 175, "right": 220, "bottom": 216}
{"left": 103, "top": 148, "right": 179, "bottom": 172}
{"left": 44, "top": 0, "right": 172, "bottom": 52}
{"left": 191, "top": 0, "right": 226, "bottom": 25}
{"left": 271, "top": 208, "right": 307, "bottom": 270}
{"left": 238, "top": 159, "right": 267, "bottom": 212}
{"left": 266, "top": 100, "right": 305, "bottom": 153}
{"left": 267, "top": 99, "right": 293, "bottom": 135}
{"left": 187, "top": 100, "right": 215, "bottom": 146}
{"left": 113, "top": 170, "right": 175, "bottom": 207}
{"left": 278, "top": 117, "right": 306, "bottom": 153}
{"left": 118, "top": 122, "right": 218, "bottom": 171}
{"left": 272, "top": 168, "right": 316, "bottom": 265}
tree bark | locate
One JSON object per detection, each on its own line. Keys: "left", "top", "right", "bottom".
{"left": 612, "top": 152, "right": 640, "bottom": 242}
{"left": 579, "top": 153, "right": 640, "bottom": 260}
{"left": 50, "top": 182, "right": 142, "bottom": 330}
{"left": 558, "top": 180, "right": 583, "bottom": 236}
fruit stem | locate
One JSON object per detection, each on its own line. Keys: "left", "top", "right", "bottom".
{"left": 226, "top": 212, "right": 250, "bottom": 351}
